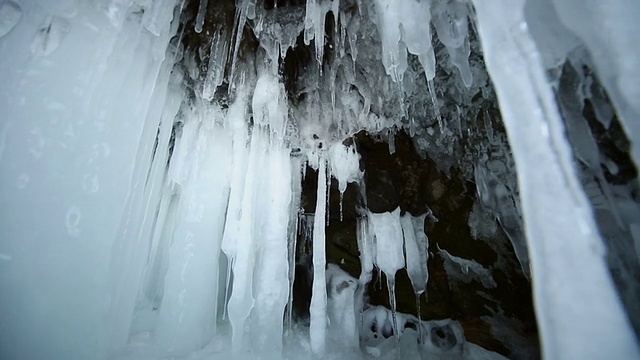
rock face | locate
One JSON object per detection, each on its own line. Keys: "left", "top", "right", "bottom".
{"left": 294, "top": 130, "right": 539, "bottom": 358}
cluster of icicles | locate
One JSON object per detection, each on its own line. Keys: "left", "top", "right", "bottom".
{"left": 152, "top": 63, "right": 453, "bottom": 358}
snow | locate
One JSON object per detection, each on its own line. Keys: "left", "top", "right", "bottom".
{"left": 155, "top": 105, "right": 231, "bottom": 353}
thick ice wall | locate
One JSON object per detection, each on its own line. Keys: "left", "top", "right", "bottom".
{"left": 0, "top": 1, "right": 180, "bottom": 359}
{"left": 469, "top": 0, "right": 640, "bottom": 358}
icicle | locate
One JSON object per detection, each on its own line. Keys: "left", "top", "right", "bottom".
{"left": 464, "top": 3, "right": 640, "bottom": 355}
{"left": 221, "top": 89, "right": 250, "bottom": 325}
{"left": 432, "top": 0, "right": 473, "bottom": 87}
{"left": 202, "top": 27, "right": 229, "bottom": 101}
{"left": 310, "top": 158, "right": 328, "bottom": 355}
{"left": 427, "top": 79, "right": 443, "bottom": 128}
{"left": 229, "top": 0, "right": 256, "bottom": 86}
{"left": 339, "top": 191, "right": 344, "bottom": 222}
{"left": 286, "top": 155, "right": 303, "bottom": 332}
{"left": 194, "top": 0, "right": 208, "bottom": 33}
{"left": 412, "top": 214, "right": 429, "bottom": 290}
{"left": 155, "top": 109, "right": 232, "bottom": 354}
{"left": 227, "top": 138, "right": 259, "bottom": 353}
{"left": 330, "top": 65, "right": 337, "bottom": 112}
{"left": 251, "top": 143, "right": 292, "bottom": 353}
{"left": 303, "top": 0, "right": 340, "bottom": 68}
{"left": 401, "top": 213, "right": 427, "bottom": 293}
{"left": 416, "top": 293, "right": 423, "bottom": 343}
{"left": 388, "top": 129, "right": 396, "bottom": 154}
{"left": 484, "top": 109, "right": 494, "bottom": 143}
{"left": 326, "top": 162, "right": 331, "bottom": 227}
{"left": 373, "top": 0, "right": 408, "bottom": 83}
{"left": 356, "top": 215, "right": 375, "bottom": 329}
{"left": 369, "top": 208, "right": 405, "bottom": 277}
{"left": 409, "top": 118, "right": 416, "bottom": 137}
{"left": 387, "top": 276, "right": 400, "bottom": 341}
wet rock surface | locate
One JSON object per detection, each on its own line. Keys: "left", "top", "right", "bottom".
{"left": 295, "top": 130, "right": 540, "bottom": 358}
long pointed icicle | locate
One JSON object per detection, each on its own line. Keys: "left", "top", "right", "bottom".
{"left": 194, "top": 0, "right": 208, "bottom": 33}
{"left": 309, "top": 158, "right": 328, "bottom": 355}
{"left": 286, "top": 155, "right": 303, "bottom": 332}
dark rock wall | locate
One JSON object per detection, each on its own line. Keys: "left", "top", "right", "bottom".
{"left": 294, "top": 130, "right": 540, "bottom": 358}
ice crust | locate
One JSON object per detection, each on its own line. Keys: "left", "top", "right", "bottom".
{"left": 1, "top": 0, "right": 639, "bottom": 359}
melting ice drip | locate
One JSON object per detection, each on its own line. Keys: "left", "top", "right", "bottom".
{"left": 0, "top": 0, "right": 639, "bottom": 359}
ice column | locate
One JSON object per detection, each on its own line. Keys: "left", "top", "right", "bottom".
{"left": 226, "top": 70, "right": 292, "bottom": 355}
{"left": 155, "top": 106, "right": 232, "bottom": 354}
{"left": 310, "top": 157, "right": 329, "bottom": 354}
{"left": 194, "top": 0, "right": 208, "bottom": 33}
{"left": 250, "top": 123, "right": 292, "bottom": 353}
{"left": 470, "top": 0, "right": 640, "bottom": 358}
{"left": 220, "top": 89, "right": 250, "bottom": 314}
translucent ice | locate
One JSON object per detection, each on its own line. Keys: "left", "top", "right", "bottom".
{"left": 0, "top": 0, "right": 21, "bottom": 38}
{"left": 30, "top": 16, "right": 70, "bottom": 57}
{"left": 470, "top": 0, "right": 640, "bottom": 357}
{"left": 401, "top": 213, "right": 428, "bottom": 293}
{"left": 155, "top": 108, "right": 231, "bottom": 354}
{"left": 368, "top": 207, "right": 405, "bottom": 277}
{"left": 309, "top": 158, "right": 329, "bottom": 355}
{"left": 194, "top": 0, "right": 208, "bottom": 33}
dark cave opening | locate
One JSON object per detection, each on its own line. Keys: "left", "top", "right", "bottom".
{"left": 290, "top": 130, "right": 540, "bottom": 358}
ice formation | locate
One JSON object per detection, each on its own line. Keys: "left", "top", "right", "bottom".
{"left": 1, "top": 0, "right": 639, "bottom": 359}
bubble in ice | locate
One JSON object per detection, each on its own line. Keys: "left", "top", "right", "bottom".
{"left": 31, "top": 16, "right": 70, "bottom": 57}
{"left": 66, "top": 205, "right": 81, "bottom": 238}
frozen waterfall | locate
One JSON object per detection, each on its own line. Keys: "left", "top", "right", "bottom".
{"left": 1, "top": 0, "right": 639, "bottom": 359}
